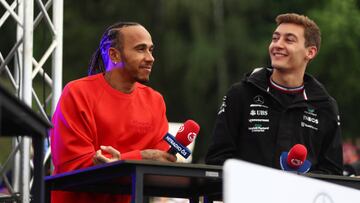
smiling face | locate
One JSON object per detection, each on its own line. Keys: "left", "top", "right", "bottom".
{"left": 114, "top": 25, "right": 155, "bottom": 84}
{"left": 269, "top": 23, "right": 317, "bottom": 73}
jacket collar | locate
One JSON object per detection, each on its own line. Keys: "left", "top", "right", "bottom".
{"left": 245, "top": 67, "right": 331, "bottom": 102}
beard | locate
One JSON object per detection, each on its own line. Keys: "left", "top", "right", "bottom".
{"left": 121, "top": 57, "right": 151, "bottom": 84}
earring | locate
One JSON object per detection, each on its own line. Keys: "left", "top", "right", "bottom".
{"left": 114, "top": 61, "right": 117, "bottom": 65}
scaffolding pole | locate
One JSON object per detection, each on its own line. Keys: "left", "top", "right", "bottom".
{"left": 0, "top": 0, "right": 63, "bottom": 202}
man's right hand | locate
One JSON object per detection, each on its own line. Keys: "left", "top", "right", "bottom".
{"left": 141, "top": 149, "right": 177, "bottom": 162}
{"left": 93, "top": 145, "right": 121, "bottom": 165}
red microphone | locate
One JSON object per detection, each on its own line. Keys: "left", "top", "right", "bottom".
{"left": 174, "top": 120, "right": 200, "bottom": 147}
{"left": 287, "top": 144, "right": 307, "bottom": 169}
{"left": 280, "top": 144, "right": 312, "bottom": 173}
{"left": 164, "top": 120, "right": 200, "bottom": 158}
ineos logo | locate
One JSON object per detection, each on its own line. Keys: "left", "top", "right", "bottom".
{"left": 187, "top": 132, "right": 196, "bottom": 142}
{"left": 253, "top": 95, "right": 264, "bottom": 104}
{"left": 313, "top": 193, "right": 334, "bottom": 203}
{"left": 303, "top": 115, "right": 319, "bottom": 124}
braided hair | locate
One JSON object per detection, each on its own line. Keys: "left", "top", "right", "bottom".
{"left": 88, "top": 22, "right": 140, "bottom": 76}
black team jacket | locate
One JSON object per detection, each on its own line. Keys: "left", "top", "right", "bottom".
{"left": 205, "top": 67, "right": 343, "bottom": 175}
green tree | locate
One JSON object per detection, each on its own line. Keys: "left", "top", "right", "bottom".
{"left": 54, "top": 0, "right": 357, "bottom": 162}
{"left": 310, "top": 0, "right": 360, "bottom": 137}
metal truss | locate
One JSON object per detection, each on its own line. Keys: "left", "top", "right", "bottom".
{"left": 0, "top": 0, "right": 63, "bottom": 202}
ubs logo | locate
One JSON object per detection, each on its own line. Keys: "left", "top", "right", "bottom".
{"left": 253, "top": 95, "right": 264, "bottom": 105}
{"left": 250, "top": 110, "right": 268, "bottom": 116}
{"left": 313, "top": 193, "right": 334, "bottom": 203}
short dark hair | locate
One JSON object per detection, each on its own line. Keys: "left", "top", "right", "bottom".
{"left": 276, "top": 13, "right": 321, "bottom": 51}
{"left": 88, "top": 22, "right": 140, "bottom": 75}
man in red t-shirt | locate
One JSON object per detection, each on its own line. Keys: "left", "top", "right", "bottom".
{"left": 50, "top": 22, "right": 176, "bottom": 203}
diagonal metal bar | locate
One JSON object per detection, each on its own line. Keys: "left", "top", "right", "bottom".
{"left": 45, "top": 93, "right": 53, "bottom": 116}
{"left": 1, "top": 66, "right": 18, "bottom": 89}
{"left": 43, "top": 146, "right": 51, "bottom": 166}
{"left": 35, "top": 0, "right": 56, "bottom": 36}
{"left": 46, "top": 92, "right": 53, "bottom": 104}
{"left": 0, "top": 38, "right": 23, "bottom": 73}
{"left": 0, "top": 141, "right": 21, "bottom": 181}
{"left": 0, "top": 52, "right": 19, "bottom": 89}
{"left": 31, "top": 87, "right": 51, "bottom": 123}
{"left": 29, "top": 159, "right": 34, "bottom": 188}
{"left": 34, "top": 0, "right": 52, "bottom": 29}
{"left": 0, "top": 0, "right": 17, "bottom": 28}
{"left": 0, "top": 163, "right": 15, "bottom": 194}
{"left": 0, "top": 0, "right": 23, "bottom": 27}
{"left": 32, "top": 40, "right": 57, "bottom": 79}
{"left": 32, "top": 58, "right": 53, "bottom": 87}
{"left": 15, "top": 49, "right": 22, "bottom": 91}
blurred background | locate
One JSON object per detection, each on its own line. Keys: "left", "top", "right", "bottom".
{"left": 1, "top": 0, "right": 360, "bottom": 165}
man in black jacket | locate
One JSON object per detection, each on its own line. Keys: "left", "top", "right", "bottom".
{"left": 205, "top": 13, "right": 343, "bottom": 175}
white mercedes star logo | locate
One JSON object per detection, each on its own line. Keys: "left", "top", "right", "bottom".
{"left": 313, "top": 193, "right": 334, "bottom": 203}
{"left": 253, "top": 95, "right": 264, "bottom": 104}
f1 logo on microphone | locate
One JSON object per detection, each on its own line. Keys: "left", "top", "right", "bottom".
{"left": 187, "top": 132, "right": 196, "bottom": 142}
{"left": 178, "top": 124, "right": 184, "bottom": 133}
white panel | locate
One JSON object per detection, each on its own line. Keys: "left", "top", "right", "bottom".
{"left": 224, "top": 159, "right": 360, "bottom": 203}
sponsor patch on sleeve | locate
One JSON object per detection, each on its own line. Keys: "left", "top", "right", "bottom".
{"left": 218, "top": 96, "right": 227, "bottom": 115}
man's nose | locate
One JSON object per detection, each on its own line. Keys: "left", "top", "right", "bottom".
{"left": 145, "top": 51, "right": 155, "bottom": 63}
{"left": 273, "top": 38, "right": 285, "bottom": 48}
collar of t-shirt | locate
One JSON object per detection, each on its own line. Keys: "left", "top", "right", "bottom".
{"left": 269, "top": 78, "right": 304, "bottom": 107}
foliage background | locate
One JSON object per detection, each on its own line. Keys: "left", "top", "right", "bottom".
{"left": 1, "top": 0, "right": 360, "bottom": 163}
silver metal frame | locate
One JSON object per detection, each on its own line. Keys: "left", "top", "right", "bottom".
{"left": 0, "top": 0, "right": 63, "bottom": 202}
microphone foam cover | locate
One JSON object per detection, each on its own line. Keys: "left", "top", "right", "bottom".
{"left": 287, "top": 144, "right": 307, "bottom": 169}
{"left": 175, "top": 120, "right": 200, "bottom": 147}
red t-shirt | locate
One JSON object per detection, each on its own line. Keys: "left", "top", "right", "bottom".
{"left": 50, "top": 73, "right": 169, "bottom": 203}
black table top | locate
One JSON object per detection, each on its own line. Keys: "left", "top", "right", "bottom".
{"left": 46, "top": 160, "right": 223, "bottom": 198}
{"left": 0, "top": 84, "right": 52, "bottom": 137}
{"left": 45, "top": 159, "right": 360, "bottom": 202}
{"left": 305, "top": 172, "right": 360, "bottom": 190}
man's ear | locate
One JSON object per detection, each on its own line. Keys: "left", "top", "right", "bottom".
{"left": 108, "top": 47, "right": 121, "bottom": 64}
{"left": 306, "top": 46, "right": 317, "bottom": 60}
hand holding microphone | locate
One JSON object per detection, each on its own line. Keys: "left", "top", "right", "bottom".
{"left": 164, "top": 120, "right": 200, "bottom": 159}
{"left": 280, "top": 144, "right": 312, "bottom": 173}
{"left": 92, "top": 120, "right": 200, "bottom": 164}
{"left": 141, "top": 149, "right": 177, "bottom": 162}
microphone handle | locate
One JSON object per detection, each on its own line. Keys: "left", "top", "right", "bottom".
{"left": 167, "top": 147, "right": 177, "bottom": 155}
